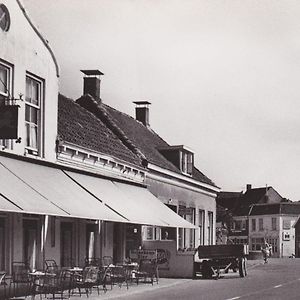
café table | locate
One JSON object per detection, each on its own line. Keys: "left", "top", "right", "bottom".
{"left": 29, "top": 271, "right": 56, "bottom": 299}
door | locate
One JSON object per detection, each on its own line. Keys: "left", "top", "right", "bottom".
{"left": 113, "top": 223, "right": 125, "bottom": 264}
{"left": 0, "top": 218, "right": 5, "bottom": 270}
{"left": 23, "top": 219, "right": 39, "bottom": 270}
{"left": 61, "top": 222, "right": 73, "bottom": 267}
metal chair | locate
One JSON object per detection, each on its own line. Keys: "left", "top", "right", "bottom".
{"left": 109, "top": 265, "right": 128, "bottom": 289}
{"left": 44, "top": 260, "right": 59, "bottom": 276}
{"left": 0, "top": 272, "right": 8, "bottom": 299}
{"left": 135, "top": 259, "right": 158, "bottom": 285}
{"left": 84, "top": 257, "right": 101, "bottom": 267}
{"left": 73, "top": 266, "right": 100, "bottom": 297}
{"left": 102, "top": 256, "right": 113, "bottom": 267}
{"left": 9, "top": 262, "right": 32, "bottom": 298}
{"left": 42, "top": 269, "right": 73, "bottom": 300}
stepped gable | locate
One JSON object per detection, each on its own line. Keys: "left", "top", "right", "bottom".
{"left": 58, "top": 94, "right": 141, "bottom": 166}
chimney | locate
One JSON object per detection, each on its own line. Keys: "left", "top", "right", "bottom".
{"left": 246, "top": 184, "right": 252, "bottom": 191}
{"left": 133, "top": 101, "right": 151, "bottom": 126}
{"left": 81, "top": 70, "right": 104, "bottom": 103}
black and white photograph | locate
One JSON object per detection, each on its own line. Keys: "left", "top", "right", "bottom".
{"left": 1, "top": 0, "right": 300, "bottom": 299}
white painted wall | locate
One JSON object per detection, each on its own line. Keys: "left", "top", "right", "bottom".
{"left": 0, "top": 0, "right": 59, "bottom": 161}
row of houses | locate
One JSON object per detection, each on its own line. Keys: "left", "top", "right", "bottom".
{"left": 217, "top": 184, "right": 300, "bottom": 258}
{"left": 0, "top": 0, "right": 219, "bottom": 278}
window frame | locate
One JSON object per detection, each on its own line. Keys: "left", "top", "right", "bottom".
{"left": 251, "top": 219, "right": 256, "bottom": 231}
{"left": 258, "top": 218, "right": 264, "bottom": 231}
{"left": 208, "top": 211, "right": 214, "bottom": 245}
{"left": 0, "top": 61, "right": 11, "bottom": 98}
{"left": 0, "top": 60, "right": 14, "bottom": 150}
{"left": 271, "top": 217, "right": 277, "bottom": 231}
{"left": 25, "top": 73, "right": 44, "bottom": 156}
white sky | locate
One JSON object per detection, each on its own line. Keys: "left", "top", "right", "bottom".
{"left": 23, "top": 0, "right": 300, "bottom": 200}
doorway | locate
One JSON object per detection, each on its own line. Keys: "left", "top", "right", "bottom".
{"left": 23, "top": 219, "right": 39, "bottom": 270}
{"left": 61, "top": 222, "right": 74, "bottom": 267}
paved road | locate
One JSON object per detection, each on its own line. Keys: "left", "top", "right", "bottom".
{"left": 111, "top": 258, "right": 300, "bottom": 300}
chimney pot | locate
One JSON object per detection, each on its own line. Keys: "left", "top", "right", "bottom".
{"left": 246, "top": 184, "right": 252, "bottom": 191}
{"left": 81, "top": 70, "right": 104, "bottom": 103}
{"left": 133, "top": 101, "right": 151, "bottom": 126}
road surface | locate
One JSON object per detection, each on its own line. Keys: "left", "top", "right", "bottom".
{"left": 112, "top": 258, "right": 300, "bottom": 300}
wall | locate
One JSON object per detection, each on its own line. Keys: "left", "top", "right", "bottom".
{"left": 279, "top": 215, "right": 296, "bottom": 257}
{"left": 146, "top": 175, "right": 216, "bottom": 247}
{"left": 143, "top": 240, "right": 195, "bottom": 278}
{"left": 0, "top": 0, "right": 59, "bottom": 162}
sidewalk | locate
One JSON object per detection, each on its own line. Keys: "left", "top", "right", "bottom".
{"left": 68, "top": 259, "right": 263, "bottom": 300}
{"left": 69, "top": 278, "right": 191, "bottom": 300}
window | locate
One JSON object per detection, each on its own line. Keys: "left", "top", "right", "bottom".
{"left": 0, "top": 63, "right": 10, "bottom": 98}
{"left": 178, "top": 205, "right": 186, "bottom": 249}
{"left": 186, "top": 207, "right": 195, "bottom": 249}
{"left": 251, "top": 219, "right": 256, "bottom": 231}
{"left": 251, "top": 237, "right": 264, "bottom": 251}
{"left": 272, "top": 218, "right": 277, "bottom": 231}
{"left": 0, "top": 61, "right": 13, "bottom": 150}
{"left": 198, "top": 209, "right": 205, "bottom": 245}
{"left": 181, "top": 151, "right": 193, "bottom": 175}
{"left": 283, "top": 219, "right": 291, "bottom": 230}
{"left": 144, "top": 226, "right": 160, "bottom": 241}
{"left": 259, "top": 218, "right": 263, "bottom": 231}
{"left": 265, "top": 237, "right": 278, "bottom": 253}
{"left": 234, "top": 220, "right": 242, "bottom": 231}
{"left": 0, "top": 4, "right": 10, "bottom": 32}
{"left": 208, "top": 211, "right": 214, "bottom": 245}
{"left": 25, "top": 75, "right": 43, "bottom": 155}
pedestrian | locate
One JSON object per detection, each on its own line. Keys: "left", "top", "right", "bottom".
{"left": 261, "top": 242, "right": 271, "bottom": 263}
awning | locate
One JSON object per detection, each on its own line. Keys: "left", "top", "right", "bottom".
{"left": 65, "top": 170, "right": 196, "bottom": 229}
{"left": 0, "top": 155, "right": 126, "bottom": 222}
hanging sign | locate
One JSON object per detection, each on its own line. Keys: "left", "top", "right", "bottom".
{"left": 0, "top": 105, "right": 18, "bottom": 139}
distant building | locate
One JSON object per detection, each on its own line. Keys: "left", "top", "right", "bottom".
{"left": 217, "top": 185, "right": 299, "bottom": 257}
{"left": 249, "top": 202, "right": 300, "bottom": 257}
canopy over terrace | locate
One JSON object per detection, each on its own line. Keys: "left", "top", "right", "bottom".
{"left": 0, "top": 153, "right": 195, "bottom": 228}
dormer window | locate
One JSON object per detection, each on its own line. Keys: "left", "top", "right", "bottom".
{"left": 158, "top": 145, "right": 194, "bottom": 176}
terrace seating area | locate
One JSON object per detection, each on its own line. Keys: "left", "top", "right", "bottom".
{"left": 0, "top": 255, "right": 159, "bottom": 299}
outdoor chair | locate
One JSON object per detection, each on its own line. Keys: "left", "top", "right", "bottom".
{"left": 9, "top": 262, "right": 32, "bottom": 298}
{"left": 0, "top": 272, "right": 9, "bottom": 299}
{"left": 42, "top": 269, "right": 73, "bottom": 300}
{"left": 84, "top": 257, "right": 101, "bottom": 267}
{"left": 44, "top": 260, "right": 59, "bottom": 276}
{"left": 102, "top": 256, "right": 113, "bottom": 267}
{"left": 109, "top": 265, "right": 128, "bottom": 289}
{"left": 73, "top": 265, "right": 100, "bottom": 297}
{"left": 135, "top": 259, "right": 159, "bottom": 285}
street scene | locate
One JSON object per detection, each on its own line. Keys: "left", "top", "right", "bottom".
{"left": 87, "top": 259, "right": 300, "bottom": 300}
{"left": 1, "top": 0, "right": 300, "bottom": 299}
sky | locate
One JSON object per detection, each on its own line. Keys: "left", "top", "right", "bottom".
{"left": 22, "top": 0, "right": 300, "bottom": 200}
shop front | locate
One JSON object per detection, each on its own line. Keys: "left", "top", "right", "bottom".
{"left": 0, "top": 152, "right": 194, "bottom": 272}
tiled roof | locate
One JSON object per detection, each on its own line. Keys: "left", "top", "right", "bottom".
{"left": 102, "top": 103, "right": 217, "bottom": 187}
{"left": 216, "top": 192, "right": 242, "bottom": 210}
{"left": 75, "top": 95, "right": 217, "bottom": 187}
{"left": 234, "top": 187, "right": 272, "bottom": 216}
{"left": 57, "top": 94, "right": 141, "bottom": 166}
{"left": 249, "top": 203, "right": 300, "bottom": 216}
